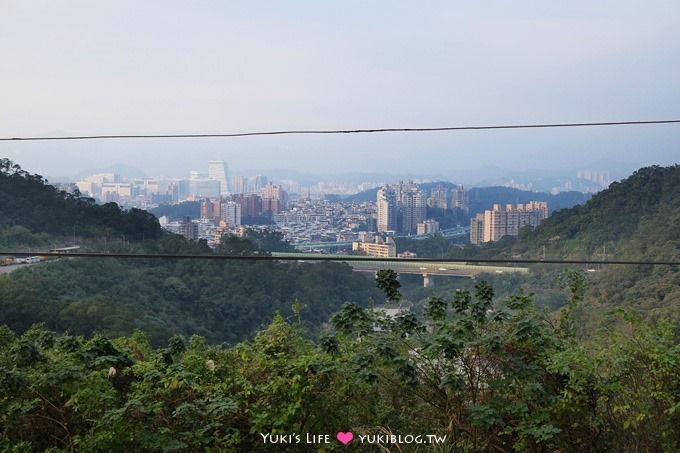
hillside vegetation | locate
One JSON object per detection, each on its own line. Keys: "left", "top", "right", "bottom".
{"left": 510, "top": 164, "right": 679, "bottom": 260}
{"left": 482, "top": 165, "right": 680, "bottom": 330}
{"left": 398, "top": 165, "right": 679, "bottom": 330}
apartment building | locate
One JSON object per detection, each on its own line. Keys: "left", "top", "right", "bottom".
{"left": 471, "top": 201, "right": 548, "bottom": 244}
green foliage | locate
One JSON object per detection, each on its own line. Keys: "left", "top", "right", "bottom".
{"left": 322, "top": 277, "right": 680, "bottom": 451}
{"left": 375, "top": 269, "right": 402, "bottom": 304}
{"left": 1, "top": 275, "right": 679, "bottom": 451}
{"left": 217, "top": 229, "right": 295, "bottom": 255}
{"left": 423, "top": 296, "right": 447, "bottom": 321}
{"left": 330, "top": 302, "right": 373, "bottom": 336}
{"left": 558, "top": 269, "right": 588, "bottom": 338}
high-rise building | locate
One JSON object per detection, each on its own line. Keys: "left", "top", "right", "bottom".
{"left": 401, "top": 188, "right": 426, "bottom": 235}
{"left": 471, "top": 201, "right": 548, "bottom": 244}
{"left": 577, "top": 169, "right": 611, "bottom": 188}
{"left": 212, "top": 199, "right": 222, "bottom": 222}
{"left": 199, "top": 198, "right": 222, "bottom": 223}
{"left": 199, "top": 199, "right": 214, "bottom": 220}
{"left": 470, "top": 213, "right": 485, "bottom": 245}
{"left": 262, "top": 198, "right": 283, "bottom": 215}
{"left": 221, "top": 201, "right": 241, "bottom": 227}
{"left": 376, "top": 186, "right": 397, "bottom": 233}
{"left": 208, "top": 161, "right": 230, "bottom": 196}
{"left": 261, "top": 183, "right": 288, "bottom": 215}
{"left": 249, "top": 175, "right": 268, "bottom": 192}
{"left": 483, "top": 204, "right": 507, "bottom": 243}
{"left": 452, "top": 185, "right": 468, "bottom": 213}
{"left": 429, "top": 186, "right": 449, "bottom": 209}
{"left": 75, "top": 173, "right": 119, "bottom": 199}
{"left": 233, "top": 194, "right": 262, "bottom": 217}
{"left": 232, "top": 175, "right": 245, "bottom": 194}
{"left": 189, "top": 179, "right": 220, "bottom": 199}
{"left": 135, "top": 178, "right": 160, "bottom": 199}
{"left": 100, "top": 183, "right": 133, "bottom": 201}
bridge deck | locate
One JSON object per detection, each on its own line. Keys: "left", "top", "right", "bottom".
{"left": 272, "top": 253, "right": 528, "bottom": 277}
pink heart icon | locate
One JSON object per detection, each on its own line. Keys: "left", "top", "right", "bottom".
{"left": 336, "top": 431, "right": 353, "bottom": 445}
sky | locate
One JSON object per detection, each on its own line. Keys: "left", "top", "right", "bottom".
{"left": 1, "top": 1, "right": 679, "bottom": 183}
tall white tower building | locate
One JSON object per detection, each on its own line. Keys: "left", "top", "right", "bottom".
{"left": 208, "top": 161, "right": 230, "bottom": 196}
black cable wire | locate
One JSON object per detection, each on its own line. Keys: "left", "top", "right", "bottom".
{"left": 2, "top": 119, "right": 680, "bottom": 141}
{"left": 3, "top": 251, "right": 677, "bottom": 266}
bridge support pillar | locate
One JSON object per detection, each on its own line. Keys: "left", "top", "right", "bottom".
{"left": 423, "top": 273, "right": 433, "bottom": 288}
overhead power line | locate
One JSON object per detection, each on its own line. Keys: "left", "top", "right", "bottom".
{"left": 4, "top": 251, "right": 678, "bottom": 266}
{"left": 2, "top": 119, "right": 680, "bottom": 142}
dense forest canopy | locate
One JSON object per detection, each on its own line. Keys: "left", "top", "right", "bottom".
{"left": 0, "top": 231, "right": 383, "bottom": 347}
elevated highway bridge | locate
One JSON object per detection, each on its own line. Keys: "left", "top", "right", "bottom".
{"left": 272, "top": 252, "right": 528, "bottom": 287}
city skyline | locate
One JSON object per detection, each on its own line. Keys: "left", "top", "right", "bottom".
{"left": 1, "top": 2, "right": 678, "bottom": 178}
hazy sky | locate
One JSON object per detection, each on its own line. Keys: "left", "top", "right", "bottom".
{"left": 1, "top": 1, "right": 679, "bottom": 181}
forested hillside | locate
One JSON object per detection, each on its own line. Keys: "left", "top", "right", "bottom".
{"left": 510, "top": 164, "right": 679, "bottom": 260}
{"left": 0, "top": 249, "right": 381, "bottom": 346}
{"left": 393, "top": 165, "right": 679, "bottom": 335}
{"left": 477, "top": 165, "right": 680, "bottom": 329}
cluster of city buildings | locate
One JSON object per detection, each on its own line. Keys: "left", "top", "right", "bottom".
{"left": 73, "top": 160, "right": 386, "bottom": 210}
{"left": 576, "top": 169, "right": 611, "bottom": 189}
{"left": 71, "top": 159, "right": 554, "bottom": 253}
{"left": 350, "top": 182, "right": 471, "bottom": 257}
{"left": 376, "top": 181, "right": 468, "bottom": 235}
{"left": 161, "top": 180, "right": 458, "bottom": 253}
{"left": 74, "top": 161, "right": 283, "bottom": 209}
{"left": 161, "top": 184, "right": 290, "bottom": 247}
